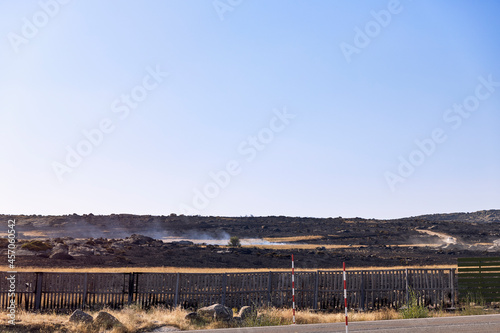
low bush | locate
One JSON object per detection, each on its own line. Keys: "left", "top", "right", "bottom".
{"left": 400, "top": 289, "right": 429, "bottom": 319}
{"left": 460, "top": 293, "right": 486, "bottom": 316}
{"left": 20, "top": 240, "right": 53, "bottom": 252}
{"left": 228, "top": 236, "right": 241, "bottom": 248}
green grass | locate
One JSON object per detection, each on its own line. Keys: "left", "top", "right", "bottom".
{"left": 20, "top": 240, "right": 53, "bottom": 252}
{"left": 460, "top": 293, "right": 487, "bottom": 316}
{"left": 399, "top": 289, "right": 429, "bottom": 319}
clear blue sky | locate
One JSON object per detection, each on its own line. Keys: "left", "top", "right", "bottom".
{"left": 1, "top": 0, "right": 499, "bottom": 219}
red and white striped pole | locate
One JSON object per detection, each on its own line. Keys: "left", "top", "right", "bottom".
{"left": 343, "top": 262, "right": 348, "bottom": 332}
{"left": 292, "top": 254, "right": 296, "bottom": 325}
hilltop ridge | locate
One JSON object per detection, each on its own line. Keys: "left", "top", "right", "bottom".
{"left": 411, "top": 210, "right": 500, "bottom": 223}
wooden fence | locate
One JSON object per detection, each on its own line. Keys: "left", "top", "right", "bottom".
{"left": 0, "top": 269, "right": 456, "bottom": 312}
{"left": 458, "top": 257, "right": 500, "bottom": 302}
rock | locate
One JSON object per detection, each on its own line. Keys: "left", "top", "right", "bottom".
{"left": 65, "top": 239, "right": 83, "bottom": 247}
{"left": 88, "top": 245, "right": 107, "bottom": 256}
{"left": 94, "top": 311, "right": 121, "bottom": 329}
{"left": 214, "top": 306, "right": 234, "bottom": 321}
{"left": 50, "top": 251, "right": 74, "bottom": 260}
{"left": 52, "top": 243, "right": 69, "bottom": 251}
{"left": 197, "top": 304, "right": 233, "bottom": 321}
{"left": 125, "top": 234, "right": 155, "bottom": 245}
{"left": 51, "top": 243, "right": 69, "bottom": 253}
{"left": 53, "top": 243, "right": 69, "bottom": 252}
{"left": 111, "top": 241, "right": 126, "bottom": 249}
{"left": 152, "top": 240, "right": 164, "bottom": 247}
{"left": 69, "top": 246, "right": 94, "bottom": 257}
{"left": 238, "top": 306, "right": 252, "bottom": 320}
{"left": 68, "top": 309, "right": 93, "bottom": 324}
{"left": 185, "top": 312, "right": 198, "bottom": 321}
{"left": 36, "top": 251, "right": 50, "bottom": 258}
{"left": 232, "top": 316, "right": 243, "bottom": 325}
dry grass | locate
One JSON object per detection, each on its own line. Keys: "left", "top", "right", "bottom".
{"left": 243, "top": 244, "right": 364, "bottom": 250}
{"left": 19, "top": 231, "right": 50, "bottom": 238}
{"left": 263, "top": 235, "right": 325, "bottom": 242}
{"left": 2, "top": 307, "right": 203, "bottom": 332}
{"left": 356, "top": 264, "right": 458, "bottom": 270}
{"left": 260, "top": 307, "right": 400, "bottom": 324}
{"left": 242, "top": 243, "right": 443, "bottom": 250}
{"left": 0, "top": 266, "right": 299, "bottom": 273}
{"left": 0, "top": 307, "right": 416, "bottom": 332}
{"left": 0, "top": 264, "right": 456, "bottom": 273}
{"left": 3, "top": 306, "right": 485, "bottom": 332}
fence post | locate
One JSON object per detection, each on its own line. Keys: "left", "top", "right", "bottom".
{"left": 127, "top": 273, "right": 135, "bottom": 305}
{"left": 267, "top": 271, "right": 272, "bottom": 306}
{"left": 343, "top": 262, "right": 348, "bottom": 333}
{"left": 360, "top": 271, "right": 365, "bottom": 310}
{"left": 450, "top": 269, "right": 455, "bottom": 308}
{"left": 34, "top": 272, "right": 43, "bottom": 311}
{"left": 221, "top": 273, "right": 227, "bottom": 306}
{"left": 82, "top": 273, "right": 88, "bottom": 309}
{"left": 174, "top": 273, "right": 180, "bottom": 307}
{"left": 291, "top": 254, "right": 296, "bottom": 325}
{"left": 478, "top": 259, "right": 483, "bottom": 297}
{"left": 405, "top": 268, "right": 409, "bottom": 306}
{"left": 313, "top": 271, "right": 319, "bottom": 310}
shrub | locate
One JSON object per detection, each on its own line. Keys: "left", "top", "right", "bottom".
{"left": 400, "top": 289, "right": 428, "bottom": 319}
{"left": 228, "top": 236, "right": 241, "bottom": 248}
{"left": 21, "top": 240, "right": 53, "bottom": 252}
{"left": 460, "top": 293, "right": 486, "bottom": 316}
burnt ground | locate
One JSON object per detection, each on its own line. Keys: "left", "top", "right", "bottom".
{"left": 10, "top": 239, "right": 497, "bottom": 269}
{"left": 2, "top": 210, "right": 500, "bottom": 269}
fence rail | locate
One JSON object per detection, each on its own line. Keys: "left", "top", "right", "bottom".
{"left": 0, "top": 269, "right": 456, "bottom": 311}
{"left": 458, "top": 257, "right": 500, "bottom": 302}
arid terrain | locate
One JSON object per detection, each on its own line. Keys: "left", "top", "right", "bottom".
{"left": 2, "top": 210, "right": 500, "bottom": 269}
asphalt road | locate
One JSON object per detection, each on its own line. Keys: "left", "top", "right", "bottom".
{"left": 180, "top": 314, "right": 500, "bottom": 333}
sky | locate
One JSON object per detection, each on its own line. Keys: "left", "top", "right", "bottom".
{"left": 1, "top": 0, "right": 499, "bottom": 219}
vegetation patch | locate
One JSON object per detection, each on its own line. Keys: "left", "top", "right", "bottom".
{"left": 228, "top": 236, "right": 241, "bottom": 248}
{"left": 400, "top": 289, "right": 429, "bottom": 319}
{"left": 21, "top": 240, "right": 53, "bottom": 252}
{"left": 1, "top": 305, "right": 500, "bottom": 333}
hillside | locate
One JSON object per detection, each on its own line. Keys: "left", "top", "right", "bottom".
{"left": 413, "top": 210, "right": 500, "bottom": 223}
{"left": 2, "top": 210, "right": 500, "bottom": 269}
{"left": 2, "top": 209, "right": 500, "bottom": 242}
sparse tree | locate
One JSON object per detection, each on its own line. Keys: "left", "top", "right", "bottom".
{"left": 228, "top": 236, "right": 241, "bottom": 247}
